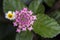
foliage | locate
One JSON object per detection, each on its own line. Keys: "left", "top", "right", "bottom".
{"left": 16, "top": 31, "right": 33, "bottom": 40}
{"left": 33, "top": 14, "right": 60, "bottom": 38}
{"left": 44, "top": 0, "right": 55, "bottom": 7}
{"left": 3, "top": 0, "right": 60, "bottom": 40}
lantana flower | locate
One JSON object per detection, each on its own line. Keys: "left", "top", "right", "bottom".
{"left": 5, "top": 11, "right": 16, "bottom": 20}
{"left": 13, "top": 8, "right": 37, "bottom": 33}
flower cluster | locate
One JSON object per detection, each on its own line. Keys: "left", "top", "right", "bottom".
{"left": 5, "top": 8, "right": 36, "bottom": 33}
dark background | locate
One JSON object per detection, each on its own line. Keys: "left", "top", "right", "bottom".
{"left": 0, "top": 0, "right": 60, "bottom": 40}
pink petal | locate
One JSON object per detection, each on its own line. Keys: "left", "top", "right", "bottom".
{"left": 30, "top": 21, "right": 34, "bottom": 25}
{"left": 13, "top": 22, "right": 17, "bottom": 26}
{"left": 18, "top": 25, "right": 22, "bottom": 28}
{"left": 22, "top": 27, "right": 26, "bottom": 31}
{"left": 15, "top": 10, "right": 19, "bottom": 15}
{"left": 19, "top": 13, "right": 22, "bottom": 16}
{"left": 16, "top": 29, "right": 21, "bottom": 33}
{"left": 26, "top": 24, "right": 30, "bottom": 27}
{"left": 28, "top": 26, "right": 33, "bottom": 31}
{"left": 32, "top": 16, "right": 37, "bottom": 20}
{"left": 16, "top": 19, "right": 19, "bottom": 22}
{"left": 28, "top": 10, "right": 33, "bottom": 15}
{"left": 23, "top": 8, "right": 28, "bottom": 11}
{"left": 20, "top": 10, "right": 25, "bottom": 13}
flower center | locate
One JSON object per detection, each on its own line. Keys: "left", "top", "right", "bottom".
{"left": 8, "top": 14, "right": 13, "bottom": 18}
{"left": 21, "top": 18, "right": 25, "bottom": 21}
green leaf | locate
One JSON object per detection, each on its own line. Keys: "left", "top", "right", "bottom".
{"left": 29, "top": 0, "right": 44, "bottom": 14}
{"left": 3, "top": 0, "right": 26, "bottom": 12}
{"left": 48, "top": 10, "right": 60, "bottom": 24}
{"left": 33, "top": 13, "right": 60, "bottom": 38}
{"left": 36, "top": 4, "right": 45, "bottom": 14}
{"left": 44, "top": 0, "right": 55, "bottom": 7}
{"left": 16, "top": 31, "right": 33, "bottom": 40}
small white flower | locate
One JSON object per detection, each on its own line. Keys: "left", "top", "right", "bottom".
{"left": 5, "top": 11, "right": 16, "bottom": 20}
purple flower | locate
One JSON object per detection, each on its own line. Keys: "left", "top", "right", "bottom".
{"left": 13, "top": 8, "right": 36, "bottom": 33}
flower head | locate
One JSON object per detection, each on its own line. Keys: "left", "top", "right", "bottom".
{"left": 5, "top": 11, "right": 16, "bottom": 20}
{"left": 13, "top": 8, "right": 37, "bottom": 33}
